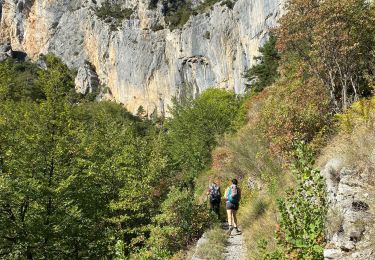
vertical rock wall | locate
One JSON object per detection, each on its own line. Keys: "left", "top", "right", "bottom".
{"left": 0, "top": 0, "right": 283, "bottom": 113}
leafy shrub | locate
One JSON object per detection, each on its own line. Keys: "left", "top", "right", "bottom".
{"left": 166, "top": 88, "right": 246, "bottom": 183}
{"left": 149, "top": 0, "right": 159, "bottom": 9}
{"left": 96, "top": 1, "right": 133, "bottom": 30}
{"left": 195, "top": 0, "right": 221, "bottom": 13}
{"left": 269, "top": 142, "right": 327, "bottom": 259}
{"left": 276, "top": 0, "right": 375, "bottom": 111}
{"left": 148, "top": 187, "right": 210, "bottom": 255}
{"left": 220, "top": 0, "right": 235, "bottom": 9}
{"left": 258, "top": 60, "right": 332, "bottom": 155}
{"left": 0, "top": 58, "right": 45, "bottom": 101}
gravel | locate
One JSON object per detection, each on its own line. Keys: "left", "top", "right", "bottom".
{"left": 224, "top": 228, "right": 247, "bottom": 260}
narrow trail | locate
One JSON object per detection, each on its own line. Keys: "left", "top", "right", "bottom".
{"left": 191, "top": 226, "right": 247, "bottom": 260}
{"left": 224, "top": 229, "right": 247, "bottom": 260}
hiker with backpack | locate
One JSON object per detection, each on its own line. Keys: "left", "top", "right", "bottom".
{"left": 207, "top": 180, "right": 221, "bottom": 217}
{"left": 225, "top": 179, "right": 241, "bottom": 234}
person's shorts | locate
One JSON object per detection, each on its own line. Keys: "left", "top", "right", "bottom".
{"left": 226, "top": 201, "right": 239, "bottom": 210}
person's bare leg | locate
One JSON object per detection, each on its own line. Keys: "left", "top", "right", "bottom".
{"left": 232, "top": 210, "right": 237, "bottom": 228}
{"left": 227, "top": 209, "right": 234, "bottom": 234}
{"left": 227, "top": 209, "right": 233, "bottom": 226}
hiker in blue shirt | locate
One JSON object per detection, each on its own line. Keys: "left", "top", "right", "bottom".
{"left": 224, "top": 179, "right": 241, "bottom": 234}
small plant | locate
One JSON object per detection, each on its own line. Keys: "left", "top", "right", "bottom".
{"left": 203, "top": 31, "right": 211, "bottom": 40}
{"left": 220, "top": 0, "right": 235, "bottom": 9}
{"left": 95, "top": 1, "right": 133, "bottom": 30}
{"left": 150, "top": 23, "right": 164, "bottom": 32}
{"left": 253, "top": 199, "right": 268, "bottom": 219}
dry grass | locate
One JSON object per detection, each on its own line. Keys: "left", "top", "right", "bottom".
{"left": 325, "top": 207, "right": 344, "bottom": 239}
{"left": 195, "top": 225, "right": 228, "bottom": 260}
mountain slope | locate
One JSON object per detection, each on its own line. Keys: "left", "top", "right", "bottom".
{"left": 0, "top": 0, "right": 283, "bottom": 113}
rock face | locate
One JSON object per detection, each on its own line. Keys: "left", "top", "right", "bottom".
{"left": 321, "top": 160, "right": 375, "bottom": 260}
{"left": 75, "top": 61, "right": 100, "bottom": 95}
{"left": 0, "top": 0, "right": 284, "bottom": 113}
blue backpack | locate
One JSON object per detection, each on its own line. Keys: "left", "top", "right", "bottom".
{"left": 228, "top": 186, "right": 239, "bottom": 204}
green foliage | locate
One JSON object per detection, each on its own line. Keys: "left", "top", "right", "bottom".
{"left": 96, "top": 1, "right": 133, "bottom": 30}
{"left": 0, "top": 56, "right": 169, "bottom": 258}
{"left": 163, "top": 0, "right": 192, "bottom": 30}
{"left": 258, "top": 60, "right": 332, "bottom": 154}
{"left": 244, "top": 34, "right": 280, "bottom": 93}
{"left": 268, "top": 142, "right": 327, "bottom": 259}
{"left": 195, "top": 0, "right": 221, "bottom": 13}
{"left": 147, "top": 187, "right": 210, "bottom": 255}
{"left": 0, "top": 58, "right": 44, "bottom": 101}
{"left": 162, "top": 0, "right": 232, "bottom": 30}
{"left": 0, "top": 56, "right": 245, "bottom": 258}
{"left": 220, "top": 0, "right": 235, "bottom": 9}
{"left": 166, "top": 88, "right": 246, "bottom": 183}
{"left": 277, "top": 0, "right": 375, "bottom": 110}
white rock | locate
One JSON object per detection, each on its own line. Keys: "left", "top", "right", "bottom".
{"left": 0, "top": 0, "right": 284, "bottom": 113}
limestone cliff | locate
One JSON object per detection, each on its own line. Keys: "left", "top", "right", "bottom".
{"left": 0, "top": 0, "right": 283, "bottom": 114}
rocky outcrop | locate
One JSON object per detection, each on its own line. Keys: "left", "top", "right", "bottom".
{"left": 321, "top": 160, "right": 375, "bottom": 260}
{"left": 0, "top": 42, "right": 12, "bottom": 61}
{"left": 0, "top": 0, "right": 284, "bottom": 113}
{"left": 75, "top": 61, "right": 100, "bottom": 95}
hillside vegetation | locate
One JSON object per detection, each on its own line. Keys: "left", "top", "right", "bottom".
{"left": 193, "top": 0, "right": 375, "bottom": 259}
{"left": 0, "top": 55, "right": 246, "bottom": 258}
{"left": 1, "top": 0, "right": 375, "bottom": 259}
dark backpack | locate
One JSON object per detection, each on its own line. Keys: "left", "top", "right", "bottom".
{"left": 228, "top": 185, "right": 239, "bottom": 204}
{"left": 209, "top": 185, "right": 221, "bottom": 203}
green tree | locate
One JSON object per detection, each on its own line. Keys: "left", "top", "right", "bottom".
{"left": 0, "top": 59, "right": 44, "bottom": 101}
{"left": 166, "top": 88, "right": 245, "bottom": 184}
{"left": 244, "top": 34, "right": 280, "bottom": 92}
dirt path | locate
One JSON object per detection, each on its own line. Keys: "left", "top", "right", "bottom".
{"left": 224, "top": 229, "right": 247, "bottom": 260}
{"left": 191, "top": 225, "right": 247, "bottom": 260}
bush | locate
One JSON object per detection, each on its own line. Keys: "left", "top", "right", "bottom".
{"left": 269, "top": 142, "right": 327, "bottom": 259}
{"left": 0, "top": 58, "right": 45, "bottom": 101}
{"left": 258, "top": 60, "right": 332, "bottom": 155}
{"left": 95, "top": 1, "right": 133, "bottom": 30}
{"left": 148, "top": 187, "right": 210, "bottom": 254}
{"left": 166, "top": 88, "right": 246, "bottom": 184}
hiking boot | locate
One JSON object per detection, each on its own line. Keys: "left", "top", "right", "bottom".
{"left": 235, "top": 227, "right": 241, "bottom": 234}
{"left": 227, "top": 226, "right": 233, "bottom": 235}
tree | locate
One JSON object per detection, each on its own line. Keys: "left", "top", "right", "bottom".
{"left": 166, "top": 88, "right": 245, "bottom": 184}
{"left": 0, "top": 55, "right": 171, "bottom": 258}
{"left": 244, "top": 34, "right": 280, "bottom": 92}
{"left": 277, "top": 0, "right": 375, "bottom": 111}
{"left": 0, "top": 59, "right": 44, "bottom": 101}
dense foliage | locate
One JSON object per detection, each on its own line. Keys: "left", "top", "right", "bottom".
{"left": 277, "top": 0, "right": 375, "bottom": 111}
{"left": 166, "top": 89, "right": 246, "bottom": 184}
{"left": 244, "top": 34, "right": 280, "bottom": 93}
{"left": 95, "top": 1, "right": 133, "bottom": 30}
{"left": 269, "top": 143, "right": 327, "bottom": 259}
{"left": 0, "top": 56, "right": 245, "bottom": 258}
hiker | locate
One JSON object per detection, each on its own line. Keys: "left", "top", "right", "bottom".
{"left": 207, "top": 180, "right": 221, "bottom": 217}
{"left": 225, "top": 179, "right": 241, "bottom": 234}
